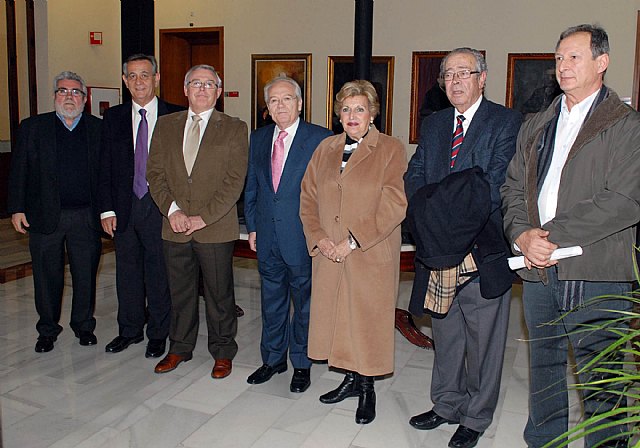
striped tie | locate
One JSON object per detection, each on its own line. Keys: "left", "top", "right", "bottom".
{"left": 450, "top": 115, "right": 465, "bottom": 169}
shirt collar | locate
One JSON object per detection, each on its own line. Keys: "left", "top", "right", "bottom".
{"left": 455, "top": 95, "right": 483, "bottom": 123}
{"left": 56, "top": 112, "right": 83, "bottom": 131}
{"left": 560, "top": 89, "right": 600, "bottom": 118}
{"left": 132, "top": 96, "right": 158, "bottom": 115}
{"left": 273, "top": 117, "right": 300, "bottom": 139}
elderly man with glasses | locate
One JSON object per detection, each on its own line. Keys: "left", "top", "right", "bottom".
{"left": 147, "top": 64, "right": 248, "bottom": 379}
{"left": 8, "top": 71, "right": 103, "bottom": 353}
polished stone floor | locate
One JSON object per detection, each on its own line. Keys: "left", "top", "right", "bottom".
{"left": 0, "top": 251, "right": 586, "bottom": 448}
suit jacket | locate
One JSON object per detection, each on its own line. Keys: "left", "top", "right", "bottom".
{"left": 244, "top": 120, "right": 332, "bottom": 265}
{"left": 147, "top": 109, "right": 248, "bottom": 243}
{"left": 8, "top": 111, "right": 102, "bottom": 234}
{"left": 98, "top": 99, "right": 184, "bottom": 232}
{"left": 404, "top": 97, "right": 522, "bottom": 316}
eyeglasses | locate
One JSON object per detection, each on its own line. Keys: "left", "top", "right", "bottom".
{"left": 268, "top": 95, "right": 297, "bottom": 106}
{"left": 126, "top": 72, "right": 153, "bottom": 81}
{"left": 55, "top": 88, "right": 85, "bottom": 97}
{"left": 187, "top": 80, "right": 219, "bottom": 90}
{"left": 442, "top": 70, "right": 480, "bottom": 81}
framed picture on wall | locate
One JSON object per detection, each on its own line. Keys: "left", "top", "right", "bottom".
{"left": 251, "top": 53, "right": 312, "bottom": 130}
{"left": 86, "top": 87, "right": 120, "bottom": 118}
{"left": 506, "top": 53, "right": 561, "bottom": 115}
{"left": 327, "top": 55, "right": 394, "bottom": 135}
{"left": 409, "top": 51, "right": 450, "bottom": 144}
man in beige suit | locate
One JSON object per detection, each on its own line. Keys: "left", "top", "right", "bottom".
{"left": 147, "top": 64, "right": 248, "bottom": 379}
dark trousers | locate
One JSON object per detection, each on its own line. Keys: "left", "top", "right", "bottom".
{"left": 29, "top": 207, "right": 101, "bottom": 338}
{"left": 431, "top": 282, "right": 511, "bottom": 432}
{"left": 258, "top": 236, "right": 312, "bottom": 369}
{"left": 163, "top": 239, "right": 238, "bottom": 359}
{"left": 523, "top": 269, "right": 631, "bottom": 448}
{"left": 113, "top": 193, "right": 170, "bottom": 339}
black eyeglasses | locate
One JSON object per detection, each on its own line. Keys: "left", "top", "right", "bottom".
{"left": 55, "top": 88, "right": 85, "bottom": 97}
{"left": 441, "top": 70, "right": 480, "bottom": 81}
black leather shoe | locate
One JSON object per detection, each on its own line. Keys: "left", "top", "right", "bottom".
{"left": 355, "top": 376, "right": 376, "bottom": 424}
{"left": 247, "top": 363, "right": 287, "bottom": 384}
{"left": 319, "top": 371, "right": 360, "bottom": 404}
{"left": 448, "top": 425, "right": 482, "bottom": 448}
{"left": 35, "top": 336, "right": 55, "bottom": 353}
{"left": 105, "top": 335, "right": 144, "bottom": 353}
{"left": 290, "top": 368, "right": 311, "bottom": 393}
{"left": 409, "top": 409, "right": 455, "bottom": 430}
{"left": 77, "top": 331, "right": 97, "bottom": 346}
{"left": 145, "top": 339, "right": 166, "bottom": 358}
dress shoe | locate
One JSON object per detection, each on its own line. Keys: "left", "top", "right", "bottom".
{"left": 247, "top": 363, "right": 287, "bottom": 384}
{"left": 35, "top": 336, "right": 55, "bottom": 353}
{"left": 448, "top": 425, "right": 482, "bottom": 448}
{"left": 319, "top": 371, "right": 359, "bottom": 404}
{"left": 409, "top": 409, "right": 455, "bottom": 430}
{"left": 145, "top": 339, "right": 166, "bottom": 358}
{"left": 77, "top": 331, "right": 97, "bottom": 346}
{"left": 395, "top": 308, "right": 434, "bottom": 349}
{"left": 355, "top": 375, "right": 376, "bottom": 424}
{"left": 105, "top": 335, "right": 143, "bottom": 353}
{"left": 290, "top": 368, "right": 311, "bottom": 393}
{"left": 154, "top": 353, "right": 192, "bottom": 374}
{"left": 212, "top": 358, "right": 232, "bottom": 379}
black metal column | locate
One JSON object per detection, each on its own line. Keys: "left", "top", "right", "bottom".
{"left": 120, "top": 0, "right": 155, "bottom": 103}
{"left": 354, "top": 0, "right": 373, "bottom": 81}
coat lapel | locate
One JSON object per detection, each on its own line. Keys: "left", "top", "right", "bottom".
{"left": 278, "top": 121, "right": 309, "bottom": 192}
{"left": 190, "top": 110, "right": 221, "bottom": 178}
{"left": 340, "top": 127, "right": 378, "bottom": 179}
{"left": 454, "top": 98, "right": 487, "bottom": 171}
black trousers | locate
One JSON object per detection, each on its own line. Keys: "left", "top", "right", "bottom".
{"left": 163, "top": 239, "right": 238, "bottom": 359}
{"left": 29, "top": 207, "right": 101, "bottom": 338}
{"left": 113, "top": 193, "right": 171, "bottom": 339}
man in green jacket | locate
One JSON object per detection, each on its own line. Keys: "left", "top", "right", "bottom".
{"left": 501, "top": 24, "right": 640, "bottom": 448}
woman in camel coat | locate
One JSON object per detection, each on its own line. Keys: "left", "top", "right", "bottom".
{"left": 300, "top": 80, "right": 407, "bottom": 425}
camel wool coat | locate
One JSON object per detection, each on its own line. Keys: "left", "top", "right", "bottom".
{"left": 299, "top": 126, "right": 407, "bottom": 376}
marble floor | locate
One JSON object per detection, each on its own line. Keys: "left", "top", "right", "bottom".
{"left": 0, "top": 252, "right": 586, "bottom": 448}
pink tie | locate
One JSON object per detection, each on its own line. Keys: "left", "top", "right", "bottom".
{"left": 271, "top": 130, "right": 287, "bottom": 192}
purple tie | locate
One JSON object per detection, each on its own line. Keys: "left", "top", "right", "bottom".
{"left": 450, "top": 114, "right": 465, "bottom": 169}
{"left": 133, "top": 109, "right": 148, "bottom": 198}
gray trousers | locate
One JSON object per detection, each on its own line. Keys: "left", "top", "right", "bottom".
{"left": 431, "top": 282, "right": 511, "bottom": 432}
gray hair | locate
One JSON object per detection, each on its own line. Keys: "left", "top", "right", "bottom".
{"left": 556, "top": 24, "right": 609, "bottom": 58}
{"left": 123, "top": 54, "right": 158, "bottom": 76}
{"left": 263, "top": 75, "right": 302, "bottom": 103}
{"left": 53, "top": 71, "right": 87, "bottom": 95}
{"left": 440, "top": 47, "right": 487, "bottom": 79}
{"left": 184, "top": 64, "right": 222, "bottom": 87}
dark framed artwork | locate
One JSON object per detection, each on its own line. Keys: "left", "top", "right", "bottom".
{"left": 251, "top": 53, "right": 312, "bottom": 129}
{"left": 506, "top": 53, "right": 561, "bottom": 115}
{"left": 86, "top": 87, "right": 120, "bottom": 118}
{"left": 327, "top": 56, "right": 394, "bottom": 135}
{"left": 409, "top": 51, "right": 450, "bottom": 144}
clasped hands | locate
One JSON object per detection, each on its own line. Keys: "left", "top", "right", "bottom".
{"left": 168, "top": 210, "right": 206, "bottom": 236}
{"left": 515, "top": 228, "right": 558, "bottom": 270}
{"left": 318, "top": 237, "right": 353, "bottom": 263}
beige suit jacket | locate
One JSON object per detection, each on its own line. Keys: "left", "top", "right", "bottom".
{"left": 147, "top": 109, "right": 248, "bottom": 243}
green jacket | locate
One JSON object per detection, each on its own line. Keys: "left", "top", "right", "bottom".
{"left": 501, "top": 88, "right": 640, "bottom": 283}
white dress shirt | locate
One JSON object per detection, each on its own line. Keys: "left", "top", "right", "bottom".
{"left": 538, "top": 89, "right": 599, "bottom": 225}
{"left": 452, "top": 95, "right": 483, "bottom": 134}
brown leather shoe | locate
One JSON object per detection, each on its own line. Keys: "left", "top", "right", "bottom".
{"left": 395, "top": 308, "right": 434, "bottom": 349}
{"left": 211, "top": 358, "right": 232, "bottom": 379}
{"left": 154, "top": 353, "right": 192, "bottom": 374}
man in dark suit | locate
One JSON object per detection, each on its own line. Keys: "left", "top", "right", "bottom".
{"left": 404, "top": 48, "right": 522, "bottom": 448}
{"left": 147, "top": 65, "right": 248, "bottom": 379}
{"left": 244, "top": 76, "right": 331, "bottom": 392}
{"left": 8, "top": 71, "right": 103, "bottom": 353}
{"left": 99, "top": 54, "right": 184, "bottom": 358}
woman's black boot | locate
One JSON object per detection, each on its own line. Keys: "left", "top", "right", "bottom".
{"left": 319, "top": 371, "right": 359, "bottom": 404}
{"left": 355, "top": 375, "right": 376, "bottom": 424}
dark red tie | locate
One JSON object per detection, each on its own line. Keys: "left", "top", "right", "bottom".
{"left": 450, "top": 115, "right": 465, "bottom": 169}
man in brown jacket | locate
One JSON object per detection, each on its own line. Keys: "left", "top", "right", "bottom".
{"left": 147, "top": 64, "right": 248, "bottom": 379}
{"left": 501, "top": 24, "right": 640, "bottom": 448}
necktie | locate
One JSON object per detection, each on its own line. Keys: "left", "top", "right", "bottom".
{"left": 271, "top": 130, "right": 288, "bottom": 192}
{"left": 133, "top": 109, "right": 148, "bottom": 198}
{"left": 450, "top": 115, "right": 465, "bottom": 169}
{"left": 184, "top": 115, "right": 202, "bottom": 176}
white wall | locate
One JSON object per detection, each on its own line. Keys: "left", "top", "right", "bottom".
{"left": 36, "top": 0, "right": 640, "bottom": 152}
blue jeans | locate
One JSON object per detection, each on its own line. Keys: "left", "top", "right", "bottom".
{"left": 522, "top": 269, "right": 631, "bottom": 448}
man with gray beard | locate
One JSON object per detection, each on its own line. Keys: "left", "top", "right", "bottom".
{"left": 8, "top": 71, "right": 103, "bottom": 353}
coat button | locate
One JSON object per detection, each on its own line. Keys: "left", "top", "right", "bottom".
{"left": 334, "top": 216, "right": 340, "bottom": 222}
{"left": 187, "top": 178, "right": 192, "bottom": 184}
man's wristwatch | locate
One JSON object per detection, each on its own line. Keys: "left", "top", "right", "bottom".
{"left": 348, "top": 234, "right": 358, "bottom": 250}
